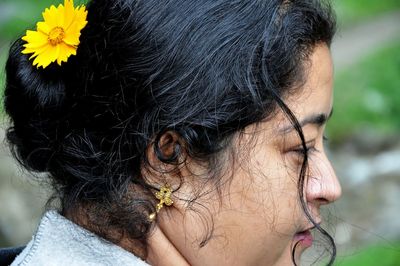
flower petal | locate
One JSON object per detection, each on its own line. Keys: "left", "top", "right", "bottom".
{"left": 32, "top": 46, "right": 52, "bottom": 68}
{"left": 52, "top": 44, "right": 61, "bottom": 62}
{"left": 42, "top": 6, "right": 59, "bottom": 28}
{"left": 57, "top": 42, "right": 76, "bottom": 65}
{"left": 37, "top": 21, "right": 51, "bottom": 34}
{"left": 37, "top": 45, "right": 60, "bottom": 68}
{"left": 64, "top": 6, "right": 87, "bottom": 46}
{"left": 22, "top": 43, "right": 47, "bottom": 55}
{"left": 28, "top": 45, "right": 49, "bottom": 60}
{"left": 64, "top": 23, "right": 82, "bottom": 46}
{"left": 21, "top": 30, "right": 48, "bottom": 50}
{"left": 63, "top": 0, "right": 76, "bottom": 30}
{"left": 75, "top": 5, "right": 88, "bottom": 24}
{"left": 65, "top": 4, "right": 87, "bottom": 32}
{"left": 55, "top": 4, "right": 65, "bottom": 27}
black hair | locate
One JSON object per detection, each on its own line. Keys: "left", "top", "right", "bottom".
{"left": 3, "top": 0, "right": 336, "bottom": 264}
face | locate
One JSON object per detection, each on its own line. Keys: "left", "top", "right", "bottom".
{"left": 155, "top": 43, "right": 342, "bottom": 266}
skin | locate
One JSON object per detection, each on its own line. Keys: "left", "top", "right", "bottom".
{"left": 143, "top": 43, "right": 342, "bottom": 266}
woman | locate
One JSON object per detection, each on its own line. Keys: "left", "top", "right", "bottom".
{"left": 3, "top": 0, "right": 341, "bottom": 265}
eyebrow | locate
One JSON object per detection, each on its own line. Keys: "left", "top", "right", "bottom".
{"left": 280, "top": 108, "right": 333, "bottom": 133}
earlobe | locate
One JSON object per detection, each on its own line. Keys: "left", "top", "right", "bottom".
{"left": 148, "top": 184, "right": 174, "bottom": 221}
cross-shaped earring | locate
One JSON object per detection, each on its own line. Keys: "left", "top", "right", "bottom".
{"left": 149, "top": 184, "right": 174, "bottom": 221}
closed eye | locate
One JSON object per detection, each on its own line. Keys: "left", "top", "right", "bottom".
{"left": 287, "top": 140, "right": 316, "bottom": 155}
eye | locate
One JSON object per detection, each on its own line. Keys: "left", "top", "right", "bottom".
{"left": 291, "top": 145, "right": 316, "bottom": 155}
{"left": 288, "top": 139, "right": 317, "bottom": 155}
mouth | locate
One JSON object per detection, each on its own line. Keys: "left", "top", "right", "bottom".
{"left": 293, "top": 229, "right": 313, "bottom": 248}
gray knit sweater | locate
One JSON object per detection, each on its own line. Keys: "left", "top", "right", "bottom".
{"left": 11, "top": 210, "right": 150, "bottom": 266}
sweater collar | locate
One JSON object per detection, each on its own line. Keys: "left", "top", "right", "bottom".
{"left": 12, "top": 210, "right": 150, "bottom": 266}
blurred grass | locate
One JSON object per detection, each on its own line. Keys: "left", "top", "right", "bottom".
{"left": 334, "top": 244, "right": 400, "bottom": 266}
{"left": 328, "top": 40, "right": 400, "bottom": 143}
{"left": 334, "top": 0, "right": 400, "bottom": 27}
{"left": 0, "top": 0, "right": 63, "bottom": 40}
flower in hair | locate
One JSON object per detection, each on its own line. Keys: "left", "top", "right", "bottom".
{"left": 21, "top": 0, "right": 88, "bottom": 69}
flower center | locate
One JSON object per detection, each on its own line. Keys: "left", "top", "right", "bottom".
{"left": 48, "top": 27, "right": 65, "bottom": 45}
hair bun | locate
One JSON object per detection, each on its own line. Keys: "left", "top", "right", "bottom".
{"left": 4, "top": 38, "right": 68, "bottom": 172}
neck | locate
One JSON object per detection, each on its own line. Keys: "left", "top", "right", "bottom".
{"left": 64, "top": 206, "right": 190, "bottom": 265}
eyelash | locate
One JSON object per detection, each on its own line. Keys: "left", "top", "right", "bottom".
{"left": 291, "top": 145, "right": 316, "bottom": 155}
{"left": 291, "top": 135, "right": 328, "bottom": 155}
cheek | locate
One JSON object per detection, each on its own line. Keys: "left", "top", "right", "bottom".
{"left": 233, "top": 147, "right": 303, "bottom": 232}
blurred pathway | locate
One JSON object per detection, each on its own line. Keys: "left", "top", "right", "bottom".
{"left": 331, "top": 11, "right": 400, "bottom": 68}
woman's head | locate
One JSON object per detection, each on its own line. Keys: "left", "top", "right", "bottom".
{"left": 4, "top": 0, "right": 340, "bottom": 264}
{"left": 161, "top": 43, "right": 341, "bottom": 265}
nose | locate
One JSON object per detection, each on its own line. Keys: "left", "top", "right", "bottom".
{"left": 306, "top": 153, "right": 342, "bottom": 206}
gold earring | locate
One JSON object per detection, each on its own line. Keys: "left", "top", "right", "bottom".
{"left": 149, "top": 184, "right": 173, "bottom": 221}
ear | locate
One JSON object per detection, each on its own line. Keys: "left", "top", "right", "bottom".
{"left": 142, "top": 130, "right": 185, "bottom": 186}
{"left": 142, "top": 130, "right": 207, "bottom": 202}
{"left": 155, "top": 131, "right": 183, "bottom": 163}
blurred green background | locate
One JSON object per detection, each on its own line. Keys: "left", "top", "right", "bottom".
{"left": 1, "top": 0, "right": 400, "bottom": 265}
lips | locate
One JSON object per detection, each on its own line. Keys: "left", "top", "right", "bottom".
{"left": 293, "top": 219, "right": 321, "bottom": 248}
{"left": 293, "top": 229, "right": 313, "bottom": 248}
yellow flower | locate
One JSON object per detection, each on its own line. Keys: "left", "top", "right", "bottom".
{"left": 21, "top": 0, "right": 88, "bottom": 69}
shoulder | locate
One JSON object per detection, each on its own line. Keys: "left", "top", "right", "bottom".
{"left": 10, "top": 210, "right": 149, "bottom": 266}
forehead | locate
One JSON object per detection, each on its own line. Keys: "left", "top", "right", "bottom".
{"left": 241, "top": 43, "right": 334, "bottom": 138}
{"left": 283, "top": 43, "right": 334, "bottom": 122}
